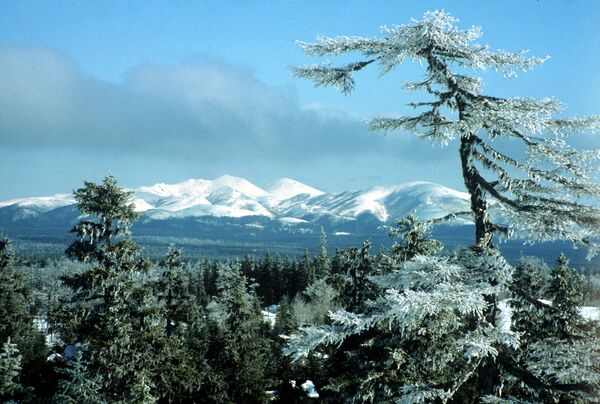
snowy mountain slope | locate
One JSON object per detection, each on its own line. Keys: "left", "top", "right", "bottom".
{"left": 136, "top": 175, "right": 278, "bottom": 214}
{"left": 0, "top": 194, "right": 75, "bottom": 211}
{"left": 267, "top": 178, "right": 324, "bottom": 200}
{"left": 0, "top": 176, "right": 470, "bottom": 224}
{"left": 276, "top": 181, "right": 470, "bottom": 222}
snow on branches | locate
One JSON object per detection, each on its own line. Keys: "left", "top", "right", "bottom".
{"left": 293, "top": 10, "right": 600, "bottom": 253}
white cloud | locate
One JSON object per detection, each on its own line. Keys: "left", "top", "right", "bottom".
{"left": 0, "top": 46, "right": 447, "bottom": 165}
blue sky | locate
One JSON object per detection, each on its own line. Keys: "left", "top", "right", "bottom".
{"left": 1, "top": 0, "right": 599, "bottom": 199}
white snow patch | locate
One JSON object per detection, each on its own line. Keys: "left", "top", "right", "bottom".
{"left": 301, "top": 380, "right": 319, "bottom": 398}
{"left": 278, "top": 217, "right": 309, "bottom": 224}
{"left": 132, "top": 198, "right": 154, "bottom": 212}
{"left": 267, "top": 178, "right": 324, "bottom": 200}
{"left": 334, "top": 231, "right": 351, "bottom": 236}
{"left": 262, "top": 310, "right": 277, "bottom": 326}
{"left": 498, "top": 299, "right": 600, "bottom": 332}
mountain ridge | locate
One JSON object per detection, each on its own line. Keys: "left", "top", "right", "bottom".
{"left": 0, "top": 175, "right": 470, "bottom": 224}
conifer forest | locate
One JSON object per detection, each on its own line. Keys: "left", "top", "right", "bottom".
{"left": 2, "top": 9, "right": 600, "bottom": 404}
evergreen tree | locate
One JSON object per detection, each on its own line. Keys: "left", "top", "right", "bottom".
{"left": 158, "top": 245, "right": 188, "bottom": 337}
{"left": 313, "top": 227, "right": 330, "bottom": 279}
{"left": 330, "top": 249, "right": 343, "bottom": 275}
{"left": 333, "top": 242, "right": 377, "bottom": 312}
{"left": 512, "top": 255, "right": 600, "bottom": 402}
{"left": 545, "top": 254, "right": 583, "bottom": 338}
{"left": 0, "top": 236, "right": 47, "bottom": 398}
{"left": 58, "top": 174, "right": 159, "bottom": 400}
{"left": 54, "top": 350, "right": 102, "bottom": 403}
{"left": 510, "top": 257, "right": 549, "bottom": 345}
{"left": 0, "top": 338, "right": 24, "bottom": 402}
{"left": 287, "top": 246, "right": 516, "bottom": 402}
{"left": 389, "top": 212, "right": 442, "bottom": 261}
{"left": 272, "top": 295, "right": 303, "bottom": 403}
{"left": 299, "top": 249, "right": 315, "bottom": 286}
{"left": 202, "top": 258, "right": 219, "bottom": 297}
{"left": 154, "top": 246, "right": 226, "bottom": 402}
{"left": 290, "top": 10, "right": 600, "bottom": 400}
{"left": 217, "top": 265, "right": 272, "bottom": 402}
{"left": 294, "top": 9, "right": 600, "bottom": 252}
{"left": 274, "top": 295, "right": 298, "bottom": 337}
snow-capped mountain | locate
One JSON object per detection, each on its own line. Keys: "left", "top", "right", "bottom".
{"left": 276, "top": 182, "right": 469, "bottom": 223}
{"left": 0, "top": 175, "right": 470, "bottom": 224}
{"left": 0, "top": 194, "right": 75, "bottom": 212}
{"left": 266, "top": 178, "right": 324, "bottom": 200}
{"left": 4, "top": 176, "right": 598, "bottom": 268}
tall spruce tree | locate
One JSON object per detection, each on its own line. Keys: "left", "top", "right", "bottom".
{"left": 58, "top": 174, "right": 160, "bottom": 400}
{"left": 314, "top": 227, "right": 331, "bottom": 279}
{"left": 158, "top": 245, "right": 188, "bottom": 337}
{"left": 155, "top": 246, "right": 225, "bottom": 402}
{"left": 217, "top": 265, "right": 272, "bottom": 402}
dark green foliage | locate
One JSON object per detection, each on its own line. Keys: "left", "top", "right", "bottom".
{"left": 202, "top": 258, "right": 219, "bottom": 297}
{"left": 0, "top": 236, "right": 49, "bottom": 398}
{"left": 300, "top": 249, "right": 315, "bottom": 286}
{"left": 313, "top": 227, "right": 330, "bottom": 280}
{"left": 274, "top": 295, "right": 297, "bottom": 337}
{"left": 331, "top": 242, "right": 378, "bottom": 312}
{"left": 510, "top": 257, "right": 550, "bottom": 345}
{"left": 54, "top": 350, "right": 102, "bottom": 403}
{"left": 217, "top": 266, "right": 273, "bottom": 403}
{"left": 546, "top": 254, "right": 584, "bottom": 339}
{"left": 57, "top": 175, "right": 160, "bottom": 400}
{"left": 159, "top": 246, "right": 188, "bottom": 337}
{"left": 0, "top": 236, "right": 45, "bottom": 361}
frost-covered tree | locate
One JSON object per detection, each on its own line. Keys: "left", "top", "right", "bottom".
{"left": 0, "top": 338, "right": 24, "bottom": 402}
{"left": 294, "top": 10, "right": 600, "bottom": 252}
{"left": 511, "top": 255, "right": 600, "bottom": 402}
{"left": 58, "top": 175, "right": 161, "bottom": 400}
{"left": 286, "top": 245, "right": 518, "bottom": 402}
{"left": 388, "top": 212, "right": 443, "bottom": 261}
{"left": 290, "top": 12, "right": 600, "bottom": 401}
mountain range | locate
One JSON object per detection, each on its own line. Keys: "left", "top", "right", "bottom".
{"left": 1, "top": 175, "right": 596, "bottom": 268}
{"left": 0, "top": 175, "right": 471, "bottom": 226}
{"left": 0, "top": 175, "right": 473, "bottom": 256}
